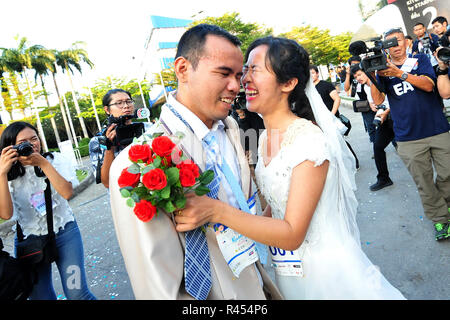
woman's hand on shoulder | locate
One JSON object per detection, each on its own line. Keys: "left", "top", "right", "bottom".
{"left": 0, "top": 146, "right": 19, "bottom": 176}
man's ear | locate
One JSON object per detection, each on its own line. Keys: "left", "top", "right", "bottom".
{"left": 281, "top": 77, "right": 298, "bottom": 94}
{"left": 174, "top": 56, "right": 190, "bottom": 83}
{"left": 103, "top": 106, "right": 110, "bottom": 115}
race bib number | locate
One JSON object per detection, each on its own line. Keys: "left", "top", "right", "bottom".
{"left": 269, "top": 246, "right": 304, "bottom": 277}
{"left": 30, "top": 191, "right": 47, "bottom": 216}
{"left": 215, "top": 225, "right": 259, "bottom": 278}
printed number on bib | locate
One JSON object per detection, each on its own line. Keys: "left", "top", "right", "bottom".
{"left": 269, "top": 246, "right": 304, "bottom": 277}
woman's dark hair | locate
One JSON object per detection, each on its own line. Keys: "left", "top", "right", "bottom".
{"left": 175, "top": 24, "right": 241, "bottom": 70}
{"left": 102, "top": 89, "right": 132, "bottom": 110}
{"left": 309, "top": 65, "right": 319, "bottom": 73}
{"left": 245, "top": 36, "right": 315, "bottom": 122}
{"left": 0, "top": 121, "right": 53, "bottom": 181}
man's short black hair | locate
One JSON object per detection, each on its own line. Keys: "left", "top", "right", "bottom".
{"left": 350, "top": 63, "right": 363, "bottom": 75}
{"left": 175, "top": 24, "right": 241, "bottom": 70}
{"left": 414, "top": 22, "right": 425, "bottom": 28}
{"left": 309, "top": 65, "right": 319, "bottom": 73}
{"left": 432, "top": 16, "right": 448, "bottom": 25}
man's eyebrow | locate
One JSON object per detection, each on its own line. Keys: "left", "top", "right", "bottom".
{"left": 216, "top": 66, "right": 243, "bottom": 75}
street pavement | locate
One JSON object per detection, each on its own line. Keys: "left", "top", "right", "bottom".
{"left": 1, "top": 99, "right": 449, "bottom": 300}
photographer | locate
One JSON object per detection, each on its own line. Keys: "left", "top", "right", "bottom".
{"left": 370, "top": 28, "right": 450, "bottom": 241}
{"left": 0, "top": 121, "right": 96, "bottom": 299}
{"left": 344, "top": 56, "right": 362, "bottom": 96}
{"left": 352, "top": 64, "right": 396, "bottom": 191}
{"left": 88, "top": 89, "right": 147, "bottom": 188}
{"left": 435, "top": 30, "right": 450, "bottom": 99}
{"left": 412, "top": 22, "right": 439, "bottom": 66}
{"left": 230, "top": 88, "right": 265, "bottom": 167}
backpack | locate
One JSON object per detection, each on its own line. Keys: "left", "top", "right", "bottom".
{"left": 0, "top": 237, "right": 36, "bottom": 301}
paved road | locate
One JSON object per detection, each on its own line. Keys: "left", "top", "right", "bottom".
{"left": 1, "top": 100, "right": 449, "bottom": 300}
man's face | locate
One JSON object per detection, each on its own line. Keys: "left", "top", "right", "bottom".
{"left": 413, "top": 24, "right": 425, "bottom": 38}
{"left": 354, "top": 70, "right": 368, "bottom": 84}
{"left": 310, "top": 69, "right": 320, "bottom": 82}
{"left": 432, "top": 21, "right": 448, "bottom": 36}
{"left": 181, "top": 35, "right": 243, "bottom": 127}
{"left": 386, "top": 32, "right": 407, "bottom": 59}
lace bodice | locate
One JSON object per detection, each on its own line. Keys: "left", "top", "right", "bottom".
{"left": 255, "top": 118, "right": 330, "bottom": 247}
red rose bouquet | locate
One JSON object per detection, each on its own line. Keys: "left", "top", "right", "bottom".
{"left": 118, "top": 133, "right": 214, "bottom": 223}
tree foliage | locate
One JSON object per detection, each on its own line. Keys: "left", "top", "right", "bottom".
{"left": 280, "top": 25, "right": 353, "bottom": 66}
{"left": 191, "top": 12, "right": 273, "bottom": 54}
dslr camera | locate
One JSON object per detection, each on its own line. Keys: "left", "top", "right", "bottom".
{"left": 437, "top": 30, "right": 450, "bottom": 63}
{"left": 373, "top": 104, "right": 388, "bottom": 128}
{"left": 12, "top": 141, "right": 34, "bottom": 156}
{"left": 349, "top": 37, "right": 399, "bottom": 73}
{"left": 97, "top": 114, "right": 144, "bottom": 150}
{"left": 232, "top": 87, "right": 247, "bottom": 110}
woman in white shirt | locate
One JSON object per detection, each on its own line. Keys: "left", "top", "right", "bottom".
{"left": 0, "top": 121, "right": 96, "bottom": 300}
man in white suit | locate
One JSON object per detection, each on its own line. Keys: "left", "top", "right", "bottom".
{"left": 108, "top": 24, "right": 282, "bottom": 300}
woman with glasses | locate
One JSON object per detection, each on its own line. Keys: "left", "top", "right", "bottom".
{"left": 0, "top": 121, "right": 96, "bottom": 300}
{"left": 88, "top": 89, "right": 143, "bottom": 188}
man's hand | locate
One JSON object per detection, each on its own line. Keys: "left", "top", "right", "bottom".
{"left": 377, "top": 60, "right": 402, "bottom": 78}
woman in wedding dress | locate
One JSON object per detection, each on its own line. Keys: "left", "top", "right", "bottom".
{"left": 176, "top": 36, "right": 405, "bottom": 300}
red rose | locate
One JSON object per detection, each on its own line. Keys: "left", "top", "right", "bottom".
{"left": 179, "top": 168, "right": 197, "bottom": 187}
{"left": 152, "top": 136, "right": 176, "bottom": 157}
{"left": 118, "top": 167, "right": 141, "bottom": 188}
{"left": 176, "top": 160, "right": 200, "bottom": 178}
{"left": 129, "top": 144, "right": 152, "bottom": 163}
{"left": 134, "top": 199, "right": 157, "bottom": 222}
{"left": 142, "top": 168, "right": 167, "bottom": 190}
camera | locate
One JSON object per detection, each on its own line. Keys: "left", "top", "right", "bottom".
{"left": 97, "top": 114, "right": 144, "bottom": 150}
{"left": 373, "top": 104, "right": 388, "bottom": 128}
{"left": 12, "top": 141, "right": 34, "bottom": 157}
{"left": 349, "top": 37, "right": 399, "bottom": 73}
{"left": 232, "top": 87, "right": 246, "bottom": 110}
{"left": 437, "top": 30, "right": 450, "bottom": 63}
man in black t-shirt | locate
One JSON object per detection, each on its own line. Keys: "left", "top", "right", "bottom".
{"left": 310, "top": 65, "right": 341, "bottom": 117}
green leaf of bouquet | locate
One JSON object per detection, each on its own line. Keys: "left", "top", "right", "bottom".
{"left": 152, "top": 132, "right": 163, "bottom": 139}
{"left": 153, "top": 156, "right": 161, "bottom": 168}
{"left": 126, "top": 198, "right": 135, "bottom": 207}
{"left": 120, "top": 188, "right": 131, "bottom": 198}
{"left": 133, "top": 186, "right": 148, "bottom": 197}
{"left": 142, "top": 165, "right": 154, "bottom": 174}
{"left": 131, "top": 192, "right": 140, "bottom": 203}
{"left": 174, "top": 131, "right": 185, "bottom": 139}
{"left": 199, "top": 170, "right": 215, "bottom": 185}
{"left": 164, "top": 200, "right": 176, "bottom": 213}
{"left": 175, "top": 196, "right": 186, "bottom": 209}
{"left": 166, "top": 167, "right": 180, "bottom": 186}
{"left": 161, "top": 185, "right": 171, "bottom": 199}
{"left": 195, "top": 185, "right": 211, "bottom": 196}
{"left": 127, "top": 163, "right": 141, "bottom": 174}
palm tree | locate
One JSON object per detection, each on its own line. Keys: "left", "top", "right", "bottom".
{"left": 55, "top": 42, "right": 94, "bottom": 139}
{"left": 2, "top": 37, "right": 48, "bottom": 151}
{"left": 29, "top": 46, "right": 63, "bottom": 145}
{"left": 0, "top": 57, "right": 13, "bottom": 121}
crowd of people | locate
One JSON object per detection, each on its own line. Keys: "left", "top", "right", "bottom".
{"left": 0, "top": 16, "right": 449, "bottom": 300}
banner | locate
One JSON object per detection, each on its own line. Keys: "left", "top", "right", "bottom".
{"left": 388, "top": 0, "right": 450, "bottom": 36}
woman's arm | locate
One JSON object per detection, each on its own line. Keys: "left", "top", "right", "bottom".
{"left": 0, "top": 146, "right": 17, "bottom": 220}
{"left": 20, "top": 153, "right": 73, "bottom": 200}
{"left": 100, "top": 149, "right": 115, "bottom": 188}
{"left": 176, "top": 160, "right": 329, "bottom": 251}
{"left": 329, "top": 89, "right": 341, "bottom": 115}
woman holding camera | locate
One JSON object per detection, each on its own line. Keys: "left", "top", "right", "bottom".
{"left": 0, "top": 121, "right": 96, "bottom": 300}
{"left": 89, "top": 89, "right": 144, "bottom": 188}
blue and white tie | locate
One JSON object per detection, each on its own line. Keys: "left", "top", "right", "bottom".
{"left": 183, "top": 132, "right": 222, "bottom": 300}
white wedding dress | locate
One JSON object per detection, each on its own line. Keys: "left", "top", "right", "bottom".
{"left": 255, "top": 118, "right": 405, "bottom": 300}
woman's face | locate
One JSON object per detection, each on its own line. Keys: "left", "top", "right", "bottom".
{"left": 105, "top": 92, "right": 135, "bottom": 118}
{"left": 241, "top": 45, "right": 285, "bottom": 115}
{"left": 15, "top": 127, "right": 41, "bottom": 154}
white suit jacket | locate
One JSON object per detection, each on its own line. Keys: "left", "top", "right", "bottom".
{"left": 109, "top": 103, "right": 283, "bottom": 300}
